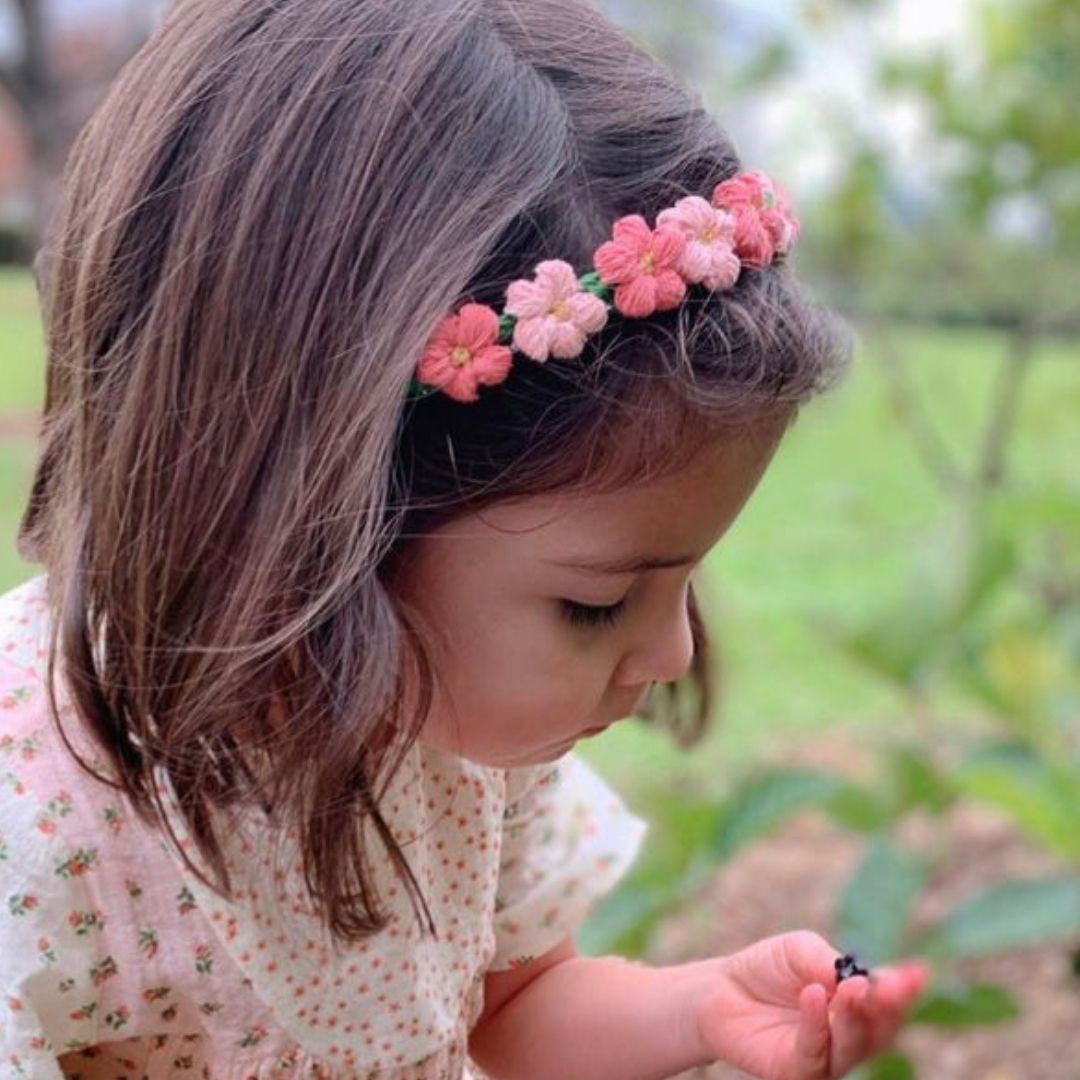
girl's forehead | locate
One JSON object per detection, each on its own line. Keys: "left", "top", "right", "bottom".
{"left": 424, "top": 423, "right": 785, "bottom": 569}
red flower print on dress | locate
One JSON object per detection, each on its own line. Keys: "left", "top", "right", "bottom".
{"left": 0, "top": 687, "right": 30, "bottom": 711}
{"left": 54, "top": 846, "right": 98, "bottom": 878}
{"left": 104, "top": 1005, "right": 131, "bottom": 1031}
{"left": 504, "top": 260, "right": 608, "bottom": 362}
{"left": 89, "top": 954, "right": 119, "bottom": 987}
{"left": 8, "top": 893, "right": 38, "bottom": 916}
{"left": 416, "top": 303, "right": 513, "bottom": 403}
{"left": 103, "top": 803, "right": 124, "bottom": 834}
{"left": 194, "top": 942, "right": 214, "bottom": 974}
{"left": 593, "top": 215, "right": 688, "bottom": 317}
{"left": 240, "top": 1024, "right": 269, "bottom": 1048}
{"left": 68, "top": 909, "right": 105, "bottom": 935}
{"left": 138, "top": 928, "right": 160, "bottom": 958}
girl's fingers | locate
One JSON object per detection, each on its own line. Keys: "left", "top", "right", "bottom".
{"left": 828, "top": 976, "right": 873, "bottom": 1077}
{"left": 789, "top": 931, "right": 858, "bottom": 991}
{"left": 861, "top": 962, "right": 929, "bottom": 1054}
{"left": 794, "top": 983, "right": 831, "bottom": 1079}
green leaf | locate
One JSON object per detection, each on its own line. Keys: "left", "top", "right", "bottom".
{"left": 818, "top": 603, "right": 944, "bottom": 688}
{"left": 580, "top": 791, "right": 727, "bottom": 957}
{"left": 577, "top": 882, "right": 671, "bottom": 958}
{"left": 825, "top": 783, "right": 896, "bottom": 832}
{"left": 910, "top": 982, "right": 1020, "bottom": 1027}
{"left": 711, "top": 771, "right": 842, "bottom": 860}
{"left": 836, "top": 837, "right": 926, "bottom": 965}
{"left": 885, "top": 745, "right": 957, "bottom": 815}
{"left": 638, "top": 790, "right": 727, "bottom": 880}
{"left": 918, "top": 875, "right": 1080, "bottom": 959}
{"left": 865, "top": 1051, "right": 916, "bottom": 1080}
{"left": 947, "top": 510, "right": 1018, "bottom": 629}
{"left": 957, "top": 743, "right": 1080, "bottom": 859}
{"left": 977, "top": 625, "right": 1074, "bottom": 734}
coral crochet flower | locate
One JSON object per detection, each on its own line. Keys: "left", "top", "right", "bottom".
{"left": 411, "top": 170, "right": 800, "bottom": 404}
{"left": 592, "top": 215, "right": 688, "bottom": 318}
{"left": 656, "top": 195, "right": 741, "bottom": 292}
{"left": 712, "top": 170, "right": 800, "bottom": 269}
{"left": 416, "top": 303, "right": 513, "bottom": 403}
{"left": 504, "top": 260, "right": 609, "bottom": 362}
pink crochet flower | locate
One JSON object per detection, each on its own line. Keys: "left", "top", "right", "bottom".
{"left": 656, "top": 195, "right": 741, "bottom": 292}
{"left": 592, "top": 215, "right": 688, "bottom": 318}
{"left": 504, "top": 260, "right": 609, "bottom": 362}
{"left": 416, "top": 303, "right": 513, "bottom": 403}
{"left": 711, "top": 170, "right": 800, "bottom": 268}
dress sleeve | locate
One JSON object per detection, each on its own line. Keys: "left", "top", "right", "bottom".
{"left": 489, "top": 751, "right": 648, "bottom": 971}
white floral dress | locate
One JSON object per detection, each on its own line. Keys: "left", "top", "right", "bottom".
{"left": 0, "top": 575, "right": 648, "bottom": 1078}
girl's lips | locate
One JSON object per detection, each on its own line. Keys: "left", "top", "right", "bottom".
{"left": 580, "top": 686, "right": 652, "bottom": 737}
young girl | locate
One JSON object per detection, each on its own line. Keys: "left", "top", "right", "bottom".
{"left": 0, "top": 0, "right": 928, "bottom": 1076}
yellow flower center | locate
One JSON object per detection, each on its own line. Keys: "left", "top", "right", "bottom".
{"left": 450, "top": 346, "right": 472, "bottom": 368}
{"left": 549, "top": 299, "right": 570, "bottom": 320}
{"left": 702, "top": 223, "right": 717, "bottom": 242}
{"left": 640, "top": 252, "right": 655, "bottom": 273}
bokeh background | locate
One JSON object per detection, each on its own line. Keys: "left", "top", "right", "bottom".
{"left": 0, "top": 2, "right": 1077, "bottom": 1077}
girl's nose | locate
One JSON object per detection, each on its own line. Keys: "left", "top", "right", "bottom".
{"left": 615, "top": 586, "right": 695, "bottom": 687}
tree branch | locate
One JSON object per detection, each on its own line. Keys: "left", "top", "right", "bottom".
{"left": 865, "top": 315, "right": 967, "bottom": 496}
{"left": 976, "top": 319, "right": 1038, "bottom": 491}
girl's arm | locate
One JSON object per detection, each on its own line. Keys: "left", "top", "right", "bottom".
{"left": 469, "top": 930, "right": 928, "bottom": 1080}
{"left": 470, "top": 943, "right": 716, "bottom": 1080}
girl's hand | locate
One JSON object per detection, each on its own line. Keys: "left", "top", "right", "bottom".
{"left": 692, "top": 930, "right": 928, "bottom": 1080}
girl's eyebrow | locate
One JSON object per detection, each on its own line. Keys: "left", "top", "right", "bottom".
{"left": 547, "top": 552, "right": 697, "bottom": 575}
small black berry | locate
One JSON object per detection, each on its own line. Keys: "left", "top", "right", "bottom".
{"left": 834, "top": 953, "right": 871, "bottom": 984}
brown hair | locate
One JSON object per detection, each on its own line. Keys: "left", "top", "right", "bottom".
{"left": 18, "top": 0, "right": 850, "bottom": 942}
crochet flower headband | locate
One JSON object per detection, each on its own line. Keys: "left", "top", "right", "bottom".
{"left": 409, "top": 170, "right": 800, "bottom": 404}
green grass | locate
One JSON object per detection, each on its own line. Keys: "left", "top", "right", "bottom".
{"left": 2, "top": 266, "right": 1077, "bottom": 796}
{"left": 0, "top": 266, "right": 45, "bottom": 411}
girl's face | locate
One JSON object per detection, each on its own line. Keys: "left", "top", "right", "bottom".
{"left": 390, "top": 417, "right": 787, "bottom": 767}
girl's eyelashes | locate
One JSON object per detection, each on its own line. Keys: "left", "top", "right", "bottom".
{"left": 561, "top": 597, "right": 628, "bottom": 629}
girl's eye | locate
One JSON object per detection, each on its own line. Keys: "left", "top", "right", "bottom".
{"left": 561, "top": 598, "right": 627, "bottom": 629}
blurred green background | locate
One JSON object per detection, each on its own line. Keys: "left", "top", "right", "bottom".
{"left": 0, "top": 1, "right": 1077, "bottom": 1077}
